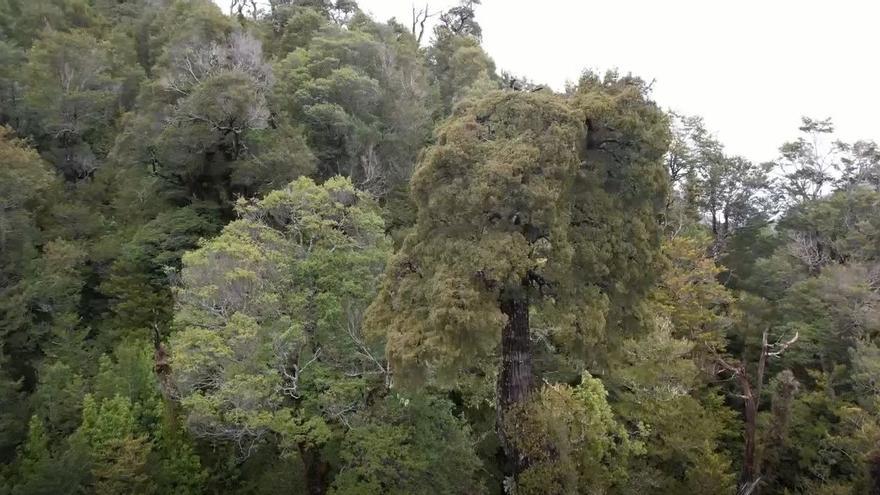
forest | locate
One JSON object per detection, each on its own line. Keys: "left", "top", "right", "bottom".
{"left": 0, "top": 0, "right": 879, "bottom": 493}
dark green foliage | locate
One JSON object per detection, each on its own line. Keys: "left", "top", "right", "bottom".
{"left": 98, "top": 206, "right": 221, "bottom": 344}
{"left": 0, "top": 356, "right": 26, "bottom": 463}
{"left": 270, "top": 10, "right": 435, "bottom": 196}
{"left": 0, "top": 126, "right": 54, "bottom": 283}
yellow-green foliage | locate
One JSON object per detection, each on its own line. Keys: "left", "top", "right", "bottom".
{"left": 555, "top": 73, "right": 670, "bottom": 352}
{"left": 511, "top": 373, "right": 638, "bottom": 495}
{"left": 650, "top": 232, "right": 734, "bottom": 352}
{"left": 367, "top": 79, "right": 670, "bottom": 385}
{"left": 170, "top": 176, "right": 390, "bottom": 454}
{"left": 609, "top": 324, "right": 736, "bottom": 494}
{"left": 367, "top": 90, "right": 584, "bottom": 384}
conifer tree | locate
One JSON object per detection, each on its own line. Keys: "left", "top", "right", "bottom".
{"left": 367, "top": 75, "right": 669, "bottom": 482}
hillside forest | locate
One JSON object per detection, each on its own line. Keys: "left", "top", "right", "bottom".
{"left": 1, "top": 1, "right": 880, "bottom": 494}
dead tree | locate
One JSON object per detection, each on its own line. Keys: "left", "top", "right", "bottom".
{"left": 411, "top": 4, "right": 435, "bottom": 44}
{"left": 712, "top": 329, "right": 798, "bottom": 494}
{"left": 230, "top": 0, "right": 261, "bottom": 21}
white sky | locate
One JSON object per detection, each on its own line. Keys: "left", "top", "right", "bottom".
{"left": 217, "top": 0, "right": 880, "bottom": 164}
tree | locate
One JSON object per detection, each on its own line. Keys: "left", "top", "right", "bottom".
{"left": 367, "top": 77, "right": 669, "bottom": 484}
{"left": 427, "top": 20, "right": 497, "bottom": 113}
{"left": 170, "top": 176, "right": 390, "bottom": 494}
{"left": 29, "top": 361, "right": 87, "bottom": 439}
{"left": 366, "top": 90, "right": 581, "bottom": 480}
{"left": 410, "top": 4, "right": 436, "bottom": 44}
{"left": 76, "top": 394, "right": 155, "bottom": 495}
{"left": 0, "top": 237, "right": 91, "bottom": 395}
{"left": 7, "top": 415, "right": 91, "bottom": 495}
{"left": 610, "top": 326, "right": 736, "bottom": 494}
{"left": 775, "top": 188, "right": 880, "bottom": 273}
{"left": 150, "top": 30, "right": 314, "bottom": 206}
{"left": 270, "top": 16, "right": 434, "bottom": 196}
{"left": 711, "top": 323, "right": 799, "bottom": 492}
{"left": 0, "top": 354, "right": 26, "bottom": 463}
{"left": 774, "top": 117, "right": 839, "bottom": 206}
{"left": 666, "top": 115, "right": 775, "bottom": 250}
{"left": 113, "top": 13, "right": 314, "bottom": 210}
{"left": 0, "top": 41, "right": 26, "bottom": 128}
{"left": 602, "top": 230, "right": 737, "bottom": 494}
{"left": 0, "top": 0, "right": 97, "bottom": 48}
{"left": 837, "top": 140, "right": 880, "bottom": 192}
{"left": 0, "top": 126, "right": 54, "bottom": 279}
{"left": 24, "top": 28, "right": 140, "bottom": 181}
{"left": 90, "top": 340, "right": 207, "bottom": 494}
{"left": 98, "top": 205, "right": 220, "bottom": 346}
{"left": 438, "top": 0, "right": 482, "bottom": 39}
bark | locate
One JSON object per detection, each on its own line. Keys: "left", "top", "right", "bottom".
{"left": 740, "top": 331, "right": 767, "bottom": 491}
{"left": 741, "top": 377, "right": 758, "bottom": 489}
{"left": 869, "top": 451, "right": 880, "bottom": 495}
{"left": 298, "top": 443, "right": 329, "bottom": 495}
{"left": 305, "top": 287, "right": 319, "bottom": 353}
{"left": 152, "top": 326, "right": 177, "bottom": 402}
{"left": 714, "top": 330, "right": 798, "bottom": 495}
{"left": 496, "top": 294, "right": 532, "bottom": 479}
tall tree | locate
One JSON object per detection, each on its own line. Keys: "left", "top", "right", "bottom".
{"left": 774, "top": 117, "right": 839, "bottom": 206}
{"left": 367, "top": 75, "right": 669, "bottom": 485}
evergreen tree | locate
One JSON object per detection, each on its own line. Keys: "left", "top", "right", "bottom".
{"left": 367, "top": 76, "right": 669, "bottom": 486}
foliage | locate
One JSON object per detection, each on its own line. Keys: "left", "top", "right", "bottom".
{"left": 331, "top": 394, "right": 483, "bottom": 495}
{"left": 511, "top": 374, "right": 638, "bottom": 495}
{"left": 170, "top": 176, "right": 389, "bottom": 489}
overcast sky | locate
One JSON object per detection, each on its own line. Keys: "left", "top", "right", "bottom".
{"left": 217, "top": 0, "right": 879, "bottom": 164}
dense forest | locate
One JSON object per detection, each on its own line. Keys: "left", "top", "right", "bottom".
{"left": 0, "top": 0, "right": 879, "bottom": 493}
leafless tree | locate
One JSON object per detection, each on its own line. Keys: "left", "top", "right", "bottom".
{"left": 787, "top": 231, "right": 831, "bottom": 274}
{"left": 230, "top": 0, "right": 263, "bottom": 20}
{"left": 411, "top": 4, "right": 436, "bottom": 44}
{"left": 160, "top": 31, "right": 273, "bottom": 97}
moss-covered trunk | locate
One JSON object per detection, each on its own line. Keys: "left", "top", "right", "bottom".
{"left": 497, "top": 294, "right": 532, "bottom": 479}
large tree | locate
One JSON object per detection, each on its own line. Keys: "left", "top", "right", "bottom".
{"left": 366, "top": 75, "right": 669, "bottom": 484}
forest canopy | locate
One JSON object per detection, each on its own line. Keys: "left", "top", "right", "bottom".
{"left": 0, "top": 1, "right": 879, "bottom": 494}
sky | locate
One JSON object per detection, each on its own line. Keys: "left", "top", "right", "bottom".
{"left": 216, "top": 0, "right": 880, "bottom": 164}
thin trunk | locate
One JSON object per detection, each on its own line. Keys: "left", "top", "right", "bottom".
{"left": 723, "top": 207, "right": 729, "bottom": 237}
{"left": 305, "top": 287, "right": 319, "bottom": 353}
{"left": 741, "top": 331, "right": 769, "bottom": 492}
{"left": 741, "top": 378, "right": 758, "bottom": 490}
{"left": 496, "top": 294, "right": 532, "bottom": 479}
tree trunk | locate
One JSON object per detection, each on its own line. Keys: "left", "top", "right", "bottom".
{"left": 496, "top": 294, "right": 532, "bottom": 479}
{"left": 298, "top": 443, "right": 329, "bottom": 495}
{"left": 868, "top": 451, "right": 880, "bottom": 495}
{"left": 741, "top": 382, "right": 758, "bottom": 490}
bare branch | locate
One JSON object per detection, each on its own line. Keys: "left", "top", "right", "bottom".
{"left": 767, "top": 331, "right": 799, "bottom": 357}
